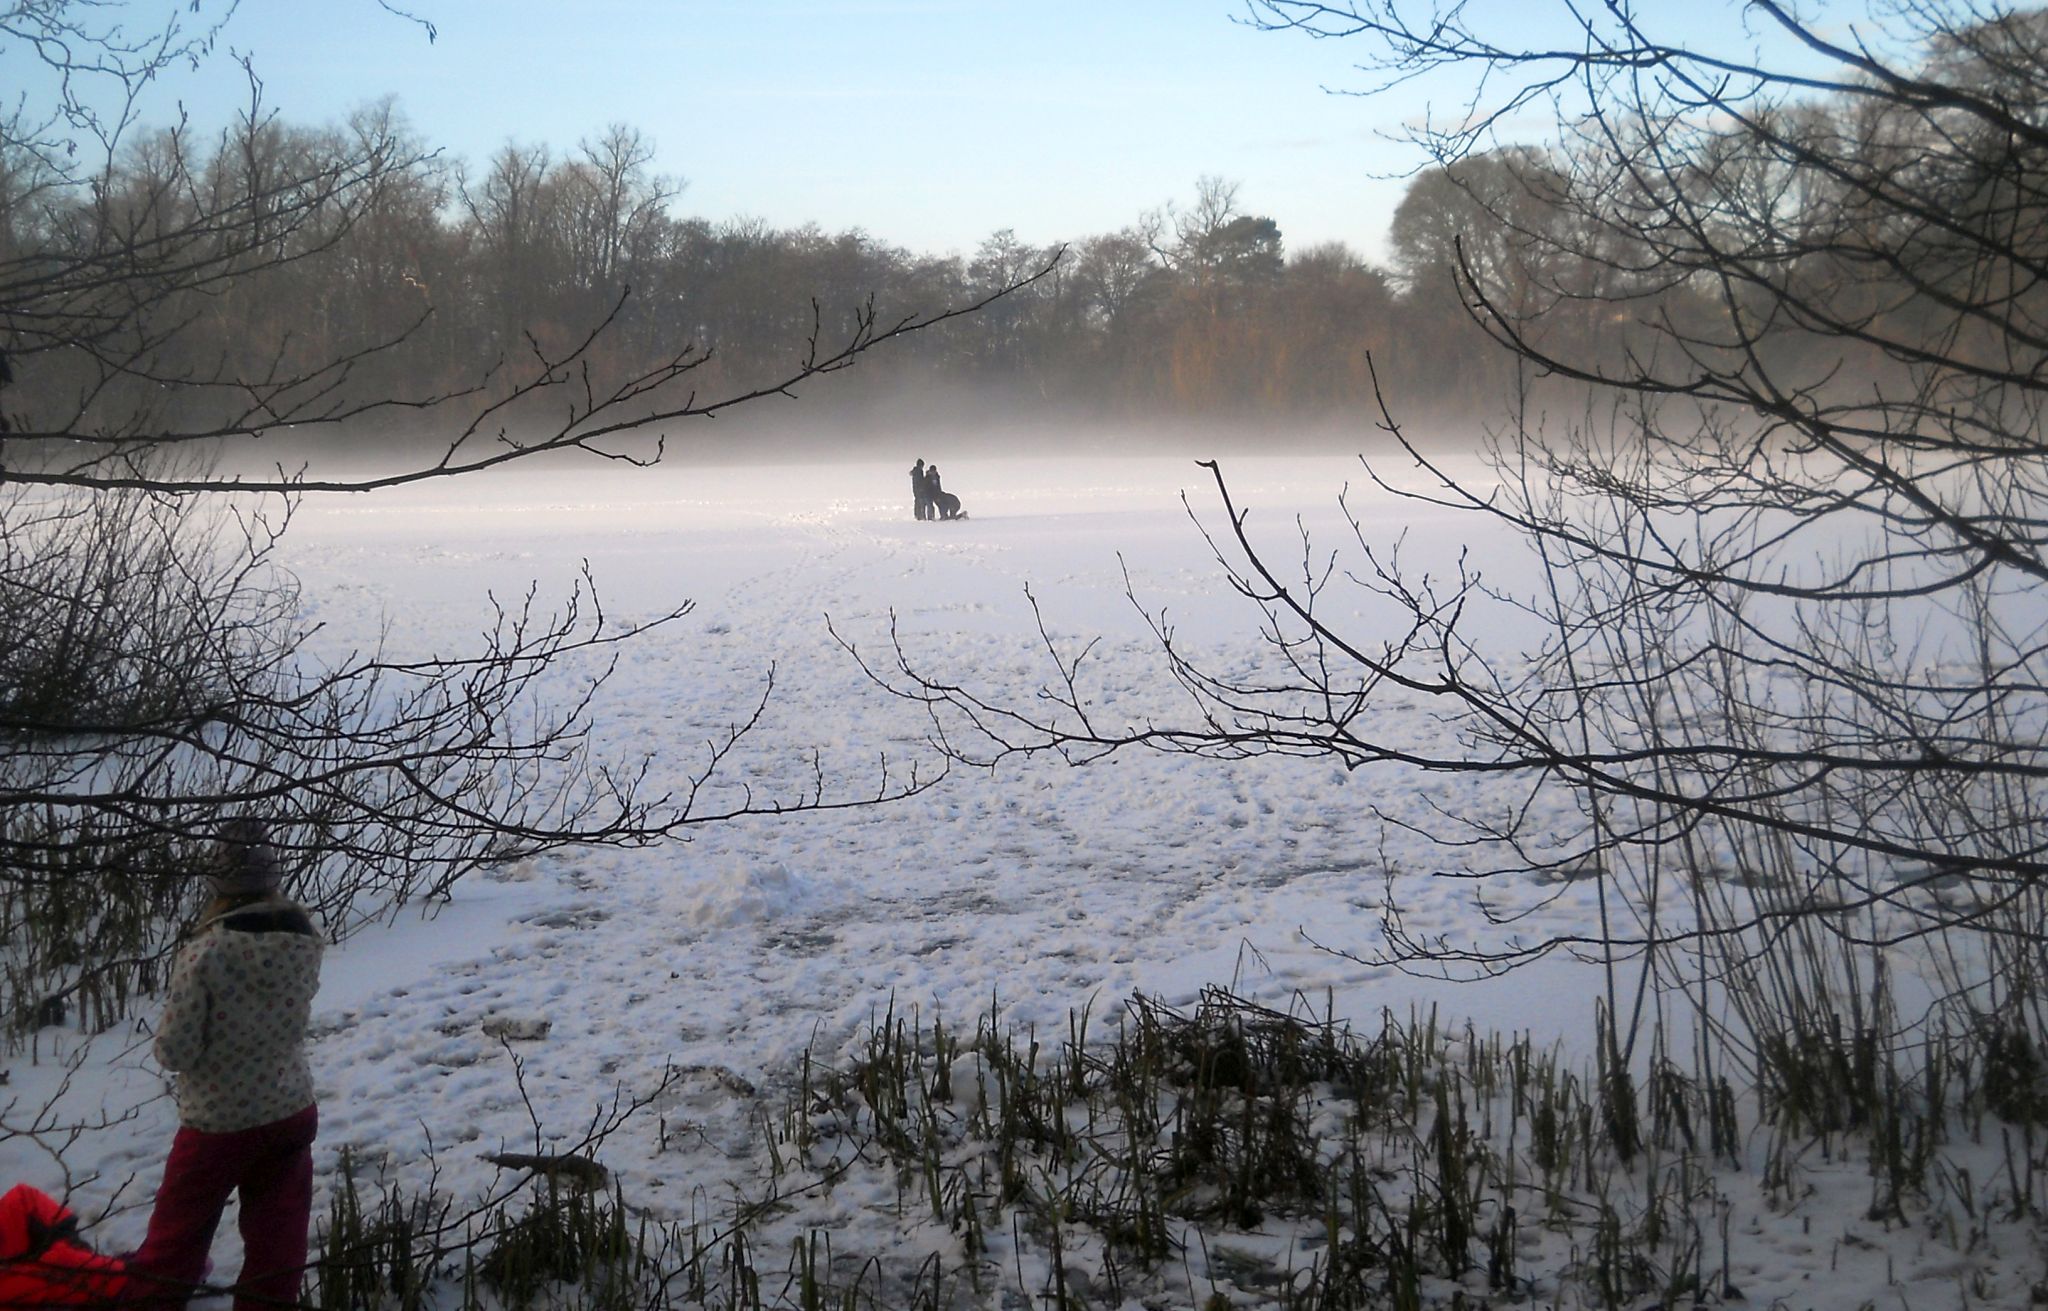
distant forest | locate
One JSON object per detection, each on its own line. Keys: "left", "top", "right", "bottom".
{"left": 3, "top": 92, "right": 1967, "bottom": 450}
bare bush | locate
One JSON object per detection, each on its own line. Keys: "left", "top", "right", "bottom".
{"left": 862, "top": 1, "right": 2048, "bottom": 1115}
{"left": 0, "top": 1, "right": 1048, "bottom": 1054}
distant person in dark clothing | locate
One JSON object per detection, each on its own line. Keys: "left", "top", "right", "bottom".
{"left": 910, "top": 458, "right": 930, "bottom": 520}
{"left": 926, "top": 464, "right": 965, "bottom": 519}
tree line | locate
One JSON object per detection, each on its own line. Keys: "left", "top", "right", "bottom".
{"left": 10, "top": 35, "right": 2022, "bottom": 455}
{"left": 1, "top": 96, "right": 1547, "bottom": 450}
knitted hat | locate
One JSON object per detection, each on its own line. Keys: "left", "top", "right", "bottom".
{"left": 210, "top": 817, "right": 283, "bottom": 896}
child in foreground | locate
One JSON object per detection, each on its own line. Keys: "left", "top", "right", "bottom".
{"left": 127, "top": 818, "right": 323, "bottom": 1310}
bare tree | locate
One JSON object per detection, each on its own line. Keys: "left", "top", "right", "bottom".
{"left": 860, "top": 0, "right": 2048, "bottom": 1122}
{"left": 1074, "top": 225, "right": 1160, "bottom": 332}
{"left": 565, "top": 122, "right": 677, "bottom": 298}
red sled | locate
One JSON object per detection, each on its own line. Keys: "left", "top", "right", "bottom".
{"left": 0, "top": 1183, "right": 129, "bottom": 1307}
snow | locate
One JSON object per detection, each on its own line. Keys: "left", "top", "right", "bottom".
{"left": 3, "top": 454, "right": 2035, "bottom": 1307}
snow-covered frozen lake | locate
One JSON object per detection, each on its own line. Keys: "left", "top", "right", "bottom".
{"left": 8, "top": 453, "right": 2019, "bottom": 1308}
{"left": 276, "top": 451, "right": 1584, "bottom": 1027}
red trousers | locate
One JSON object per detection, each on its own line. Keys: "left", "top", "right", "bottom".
{"left": 127, "top": 1103, "right": 317, "bottom": 1311}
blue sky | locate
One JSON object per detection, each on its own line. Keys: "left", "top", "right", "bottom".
{"left": 15, "top": 1, "right": 1868, "bottom": 264}
{"left": 134, "top": 0, "right": 1424, "bottom": 260}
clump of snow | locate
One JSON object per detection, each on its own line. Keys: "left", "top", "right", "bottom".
{"left": 668, "top": 859, "right": 807, "bottom": 929}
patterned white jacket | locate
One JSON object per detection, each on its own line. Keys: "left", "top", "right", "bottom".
{"left": 154, "top": 900, "right": 324, "bottom": 1133}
